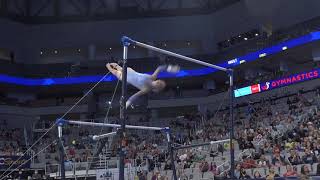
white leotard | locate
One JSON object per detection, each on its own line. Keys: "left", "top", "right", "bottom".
{"left": 127, "top": 68, "right": 152, "bottom": 90}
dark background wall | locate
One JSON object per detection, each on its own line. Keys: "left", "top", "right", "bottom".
{"left": 0, "top": 0, "right": 320, "bottom": 64}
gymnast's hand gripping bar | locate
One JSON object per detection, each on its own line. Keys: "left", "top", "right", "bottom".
{"left": 121, "top": 36, "right": 229, "bottom": 72}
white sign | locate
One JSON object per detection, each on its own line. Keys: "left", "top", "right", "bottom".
{"left": 96, "top": 167, "right": 135, "bottom": 180}
{"left": 227, "top": 58, "right": 238, "bottom": 65}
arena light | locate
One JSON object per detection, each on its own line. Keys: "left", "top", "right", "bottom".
{"left": 259, "top": 53, "right": 267, "bottom": 58}
{"left": 227, "top": 58, "right": 238, "bottom": 65}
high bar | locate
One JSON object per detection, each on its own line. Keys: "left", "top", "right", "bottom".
{"left": 63, "top": 120, "right": 165, "bottom": 131}
{"left": 173, "top": 139, "right": 230, "bottom": 150}
{"left": 121, "top": 36, "right": 228, "bottom": 72}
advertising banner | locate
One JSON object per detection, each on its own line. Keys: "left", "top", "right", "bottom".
{"left": 235, "top": 68, "right": 320, "bottom": 97}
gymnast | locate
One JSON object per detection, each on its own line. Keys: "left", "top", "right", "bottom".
{"left": 106, "top": 63, "right": 180, "bottom": 108}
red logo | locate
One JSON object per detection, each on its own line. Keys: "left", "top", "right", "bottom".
{"left": 251, "top": 84, "right": 260, "bottom": 94}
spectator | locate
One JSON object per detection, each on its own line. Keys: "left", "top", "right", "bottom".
{"left": 234, "top": 164, "right": 241, "bottom": 179}
{"left": 210, "top": 162, "right": 219, "bottom": 175}
{"left": 253, "top": 171, "right": 262, "bottom": 179}
{"left": 151, "top": 171, "right": 161, "bottom": 180}
{"left": 137, "top": 171, "right": 147, "bottom": 180}
{"left": 31, "top": 170, "right": 41, "bottom": 179}
{"left": 302, "top": 148, "right": 317, "bottom": 164}
{"left": 14, "top": 85, "right": 320, "bottom": 179}
{"left": 218, "top": 144, "right": 224, "bottom": 156}
{"left": 299, "top": 165, "right": 311, "bottom": 180}
{"left": 283, "top": 165, "right": 297, "bottom": 177}
{"left": 242, "top": 155, "right": 256, "bottom": 169}
{"left": 271, "top": 150, "right": 286, "bottom": 167}
{"left": 239, "top": 168, "right": 251, "bottom": 179}
{"left": 288, "top": 149, "right": 302, "bottom": 165}
{"left": 199, "top": 161, "right": 209, "bottom": 173}
{"left": 316, "top": 163, "right": 320, "bottom": 175}
{"left": 266, "top": 167, "right": 280, "bottom": 180}
{"left": 262, "top": 142, "right": 273, "bottom": 154}
{"left": 164, "top": 161, "right": 171, "bottom": 170}
{"left": 257, "top": 154, "right": 270, "bottom": 168}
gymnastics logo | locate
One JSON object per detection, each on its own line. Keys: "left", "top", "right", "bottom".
{"left": 261, "top": 82, "right": 270, "bottom": 91}
{"left": 269, "top": 70, "right": 319, "bottom": 89}
{"left": 260, "top": 70, "right": 319, "bottom": 92}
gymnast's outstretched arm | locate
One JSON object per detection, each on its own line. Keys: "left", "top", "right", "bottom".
{"left": 150, "top": 65, "right": 167, "bottom": 80}
{"left": 126, "top": 88, "right": 149, "bottom": 109}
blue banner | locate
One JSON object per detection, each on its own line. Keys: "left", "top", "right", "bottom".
{"left": 0, "top": 31, "right": 320, "bottom": 86}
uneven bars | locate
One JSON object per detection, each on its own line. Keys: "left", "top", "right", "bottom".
{"left": 121, "top": 36, "right": 228, "bottom": 72}
{"left": 173, "top": 139, "right": 230, "bottom": 150}
{"left": 120, "top": 36, "right": 235, "bottom": 180}
{"left": 93, "top": 132, "right": 117, "bottom": 141}
{"left": 58, "top": 119, "right": 165, "bottom": 131}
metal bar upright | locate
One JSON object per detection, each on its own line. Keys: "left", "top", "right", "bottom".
{"left": 119, "top": 44, "right": 128, "bottom": 180}
{"left": 166, "top": 131, "right": 177, "bottom": 180}
{"left": 228, "top": 69, "right": 235, "bottom": 180}
{"left": 57, "top": 124, "right": 65, "bottom": 180}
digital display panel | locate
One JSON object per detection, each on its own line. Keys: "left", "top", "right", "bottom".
{"left": 234, "top": 68, "right": 320, "bottom": 97}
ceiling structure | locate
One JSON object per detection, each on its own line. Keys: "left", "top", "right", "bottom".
{"left": 0, "top": 0, "right": 240, "bottom": 24}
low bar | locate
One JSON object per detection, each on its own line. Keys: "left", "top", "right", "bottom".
{"left": 173, "top": 139, "right": 230, "bottom": 150}
{"left": 92, "top": 132, "right": 117, "bottom": 141}
{"left": 65, "top": 120, "right": 165, "bottom": 131}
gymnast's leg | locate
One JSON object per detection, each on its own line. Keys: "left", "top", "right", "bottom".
{"left": 106, "top": 63, "right": 122, "bottom": 80}
{"left": 151, "top": 64, "right": 180, "bottom": 80}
